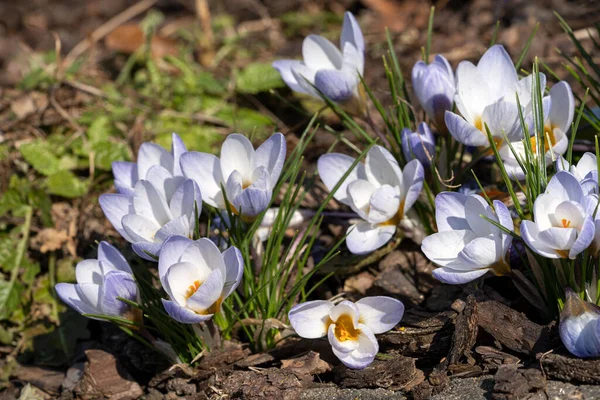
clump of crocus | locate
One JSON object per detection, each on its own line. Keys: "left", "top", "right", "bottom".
{"left": 100, "top": 179, "right": 202, "bottom": 260}
{"left": 56, "top": 242, "right": 140, "bottom": 322}
{"left": 272, "top": 12, "right": 366, "bottom": 115}
{"left": 559, "top": 288, "right": 600, "bottom": 358}
{"left": 401, "top": 122, "right": 436, "bottom": 167}
{"left": 421, "top": 192, "right": 514, "bottom": 284}
{"left": 288, "top": 296, "right": 404, "bottom": 369}
{"left": 411, "top": 55, "right": 455, "bottom": 134}
{"left": 112, "top": 133, "right": 187, "bottom": 196}
{"left": 158, "top": 235, "right": 243, "bottom": 324}
{"left": 521, "top": 171, "right": 595, "bottom": 259}
{"left": 180, "top": 133, "right": 285, "bottom": 222}
{"left": 318, "top": 146, "right": 424, "bottom": 254}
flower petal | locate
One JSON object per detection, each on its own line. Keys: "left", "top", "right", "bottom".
{"left": 549, "top": 81, "right": 574, "bottom": 134}
{"left": 137, "top": 142, "right": 173, "bottom": 180}
{"left": 132, "top": 241, "right": 163, "bottom": 261}
{"left": 520, "top": 220, "right": 559, "bottom": 258}
{"left": 331, "top": 325, "right": 378, "bottom": 370}
{"left": 482, "top": 101, "right": 523, "bottom": 142}
{"left": 302, "top": 34, "right": 343, "bottom": 70}
{"left": 253, "top": 133, "right": 286, "bottom": 189}
{"left": 546, "top": 171, "right": 584, "bottom": 204}
{"left": 133, "top": 180, "right": 173, "bottom": 226}
{"left": 445, "top": 111, "right": 488, "bottom": 146}
{"left": 364, "top": 146, "right": 402, "bottom": 188}
{"left": 122, "top": 214, "right": 160, "bottom": 243}
{"left": 145, "top": 165, "right": 185, "bottom": 202}
{"left": 340, "top": 12, "right": 364, "bottom": 54}
{"left": 158, "top": 235, "right": 193, "bottom": 286}
{"left": 75, "top": 259, "right": 103, "bottom": 285}
{"left": 477, "top": 45, "right": 518, "bottom": 99}
{"left": 457, "top": 236, "right": 503, "bottom": 268}
{"left": 98, "top": 242, "right": 131, "bottom": 274}
{"left": 112, "top": 161, "right": 137, "bottom": 195}
{"left": 220, "top": 134, "right": 255, "bottom": 183}
{"left": 186, "top": 269, "right": 224, "bottom": 313}
{"left": 99, "top": 193, "right": 135, "bottom": 241}
{"left": 346, "top": 221, "right": 396, "bottom": 255}
{"left": 314, "top": 69, "right": 356, "bottom": 102}
{"left": 355, "top": 296, "right": 404, "bottom": 334}
{"left": 100, "top": 270, "right": 137, "bottom": 317}
{"left": 569, "top": 216, "right": 595, "bottom": 259}
{"left": 169, "top": 179, "right": 202, "bottom": 219}
{"left": 55, "top": 283, "right": 99, "bottom": 316}
{"left": 288, "top": 300, "right": 333, "bottom": 339}
{"left": 432, "top": 266, "right": 489, "bottom": 285}
{"left": 272, "top": 60, "right": 312, "bottom": 94}
{"left": 221, "top": 246, "right": 244, "bottom": 298}
{"left": 421, "top": 230, "right": 476, "bottom": 267}
{"left": 400, "top": 159, "right": 425, "bottom": 216}
{"left": 162, "top": 299, "right": 212, "bottom": 324}
{"left": 75, "top": 283, "right": 101, "bottom": 311}
{"left": 171, "top": 133, "right": 187, "bottom": 177}
{"left": 180, "top": 151, "right": 224, "bottom": 209}
{"left": 317, "top": 153, "right": 362, "bottom": 206}
{"left": 368, "top": 185, "right": 400, "bottom": 224}
{"left": 434, "top": 191, "right": 470, "bottom": 231}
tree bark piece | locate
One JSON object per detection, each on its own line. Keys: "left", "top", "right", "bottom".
{"left": 476, "top": 300, "right": 550, "bottom": 355}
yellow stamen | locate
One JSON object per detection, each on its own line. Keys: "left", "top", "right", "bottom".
{"left": 332, "top": 314, "right": 361, "bottom": 342}
{"left": 185, "top": 280, "right": 202, "bottom": 299}
{"left": 562, "top": 218, "right": 571, "bottom": 228}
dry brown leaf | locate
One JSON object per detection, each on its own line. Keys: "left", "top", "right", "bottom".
{"left": 34, "top": 228, "right": 70, "bottom": 253}
{"left": 105, "top": 24, "right": 179, "bottom": 59}
{"left": 10, "top": 92, "right": 48, "bottom": 120}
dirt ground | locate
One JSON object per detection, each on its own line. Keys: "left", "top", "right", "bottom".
{"left": 2, "top": 0, "right": 600, "bottom": 399}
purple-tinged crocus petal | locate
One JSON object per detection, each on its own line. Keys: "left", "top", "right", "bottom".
{"left": 162, "top": 299, "right": 213, "bottom": 324}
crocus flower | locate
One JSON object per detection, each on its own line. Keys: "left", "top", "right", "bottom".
{"left": 501, "top": 81, "right": 575, "bottom": 180}
{"left": 421, "top": 192, "right": 513, "bottom": 284}
{"left": 288, "top": 297, "right": 404, "bottom": 369}
{"left": 180, "top": 133, "right": 285, "bottom": 222}
{"left": 318, "top": 146, "right": 424, "bottom": 254}
{"left": 272, "top": 12, "right": 366, "bottom": 115}
{"left": 584, "top": 194, "right": 600, "bottom": 256}
{"left": 112, "top": 133, "right": 187, "bottom": 196}
{"left": 559, "top": 288, "right": 600, "bottom": 358}
{"left": 99, "top": 179, "right": 202, "bottom": 261}
{"left": 411, "top": 55, "right": 455, "bottom": 133}
{"left": 158, "top": 235, "right": 243, "bottom": 324}
{"left": 56, "top": 242, "right": 139, "bottom": 321}
{"left": 401, "top": 122, "right": 436, "bottom": 167}
{"left": 521, "top": 171, "right": 595, "bottom": 259}
{"left": 445, "top": 45, "right": 534, "bottom": 147}
{"left": 555, "top": 152, "right": 598, "bottom": 186}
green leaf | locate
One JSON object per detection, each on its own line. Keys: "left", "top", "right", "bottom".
{"left": 92, "top": 140, "right": 130, "bottom": 170}
{"left": 87, "top": 115, "right": 116, "bottom": 143}
{"left": 236, "top": 62, "right": 285, "bottom": 94}
{"left": 216, "top": 106, "right": 274, "bottom": 134}
{"left": 0, "top": 189, "right": 25, "bottom": 217}
{"left": 0, "top": 280, "right": 23, "bottom": 320}
{"left": 19, "top": 141, "right": 61, "bottom": 176}
{"left": 46, "top": 170, "right": 89, "bottom": 198}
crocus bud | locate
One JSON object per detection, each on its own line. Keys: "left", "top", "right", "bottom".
{"left": 559, "top": 288, "right": 600, "bottom": 358}
{"left": 401, "top": 122, "right": 435, "bottom": 167}
{"left": 55, "top": 242, "right": 141, "bottom": 323}
{"left": 411, "top": 55, "right": 455, "bottom": 133}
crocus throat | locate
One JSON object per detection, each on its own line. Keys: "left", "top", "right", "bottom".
{"left": 529, "top": 125, "right": 556, "bottom": 154}
{"left": 490, "top": 259, "right": 511, "bottom": 276}
{"left": 380, "top": 199, "right": 406, "bottom": 227}
{"left": 332, "top": 314, "right": 361, "bottom": 342}
{"left": 562, "top": 218, "right": 571, "bottom": 228}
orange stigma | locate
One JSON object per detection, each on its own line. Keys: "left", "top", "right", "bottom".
{"left": 185, "top": 280, "right": 202, "bottom": 299}
{"left": 561, "top": 219, "right": 571, "bottom": 228}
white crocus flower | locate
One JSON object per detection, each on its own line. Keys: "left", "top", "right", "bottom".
{"left": 501, "top": 81, "right": 575, "bottom": 180}
{"left": 55, "top": 242, "right": 139, "bottom": 321}
{"left": 100, "top": 179, "right": 202, "bottom": 261}
{"left": 288, "top": 297, "right": 404, "bottom": 369}
{"left": 445, "top": 45, "right": 534, "bottom": 147}
{"left": 318, "top": 146, "right": 424, "bottom": 254}
{"left": 421, "top": 192, "right": 514, "bottom": 284}
{"left": 112, "top": 133, "right": 187, "bottom": 196}
{"left": 521, "top": 171, "right": 595, "bottom": 259}
{"left": 180, "top": 133, "right": 285, "bottom": 222}
{"left": 272, "top": 12, "right": 366, "bottom": 115}
{"left": 158, "top": 235, "right": 243, "bottom": 324}
{"left": 556, "top": 153, "right": 598, "bottom": 194}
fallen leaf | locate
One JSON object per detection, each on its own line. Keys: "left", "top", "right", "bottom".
{"left": 105, "top": 24, "right": 179, "bottom": 59}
